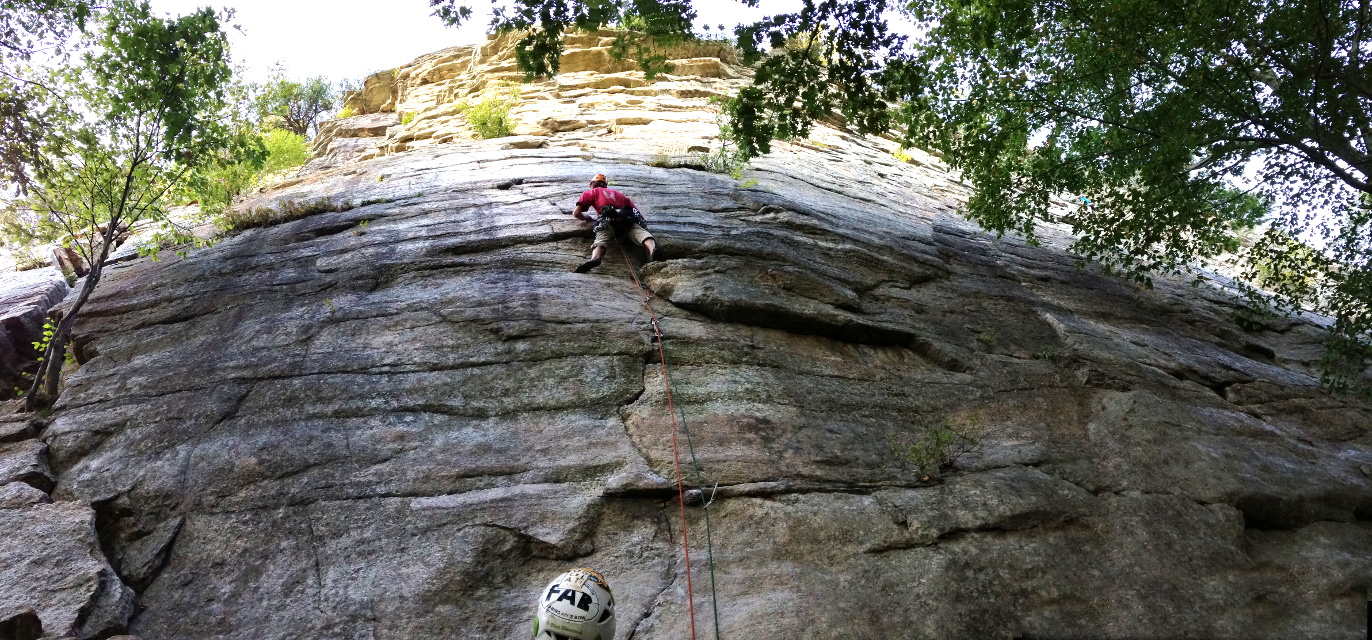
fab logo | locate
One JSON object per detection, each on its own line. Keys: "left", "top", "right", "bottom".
{"left": 544, "top": 584, "right": 601, "bottom": 623}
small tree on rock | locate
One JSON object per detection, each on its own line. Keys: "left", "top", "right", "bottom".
{"left": 255, "top": 70, "right": 334, "bottom": 138}
{"left": 21, "top": 0, "right": 247, "bottom": 408}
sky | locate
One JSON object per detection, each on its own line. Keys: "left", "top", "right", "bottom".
{"left": 145, "top": 0, "right": 799, "bottom": 85}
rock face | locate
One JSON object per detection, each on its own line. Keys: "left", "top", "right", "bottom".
{"left": 0, "top": 438, "right": 53, "bottom": 492}
{"left": 0, "top": 268, "right": 69, "bottom": 397}
{"left": 305, "top": 112, "right": 401, "bottom": 173}
{"left": 0, "top": 502, "right": 134, "bottom": 638}
{"left": 19, "top": 33, "right": 1372, "bottom": 640}
{"left": 316, "top": 31, "right": 749, "bottom": 167}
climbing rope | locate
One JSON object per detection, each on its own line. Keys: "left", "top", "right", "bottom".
{"left": 661, "top": 335, "right": 724, "bottom": 640}
{"left": 614, "top": 238, "right": 723, "bottom": 640}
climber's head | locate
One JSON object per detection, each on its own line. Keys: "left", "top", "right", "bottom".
{"left": 590, "top": 173, "right": 608, "bottom": 189}
{"left": 533, "top": 568, "right": 616, "bottom": 640}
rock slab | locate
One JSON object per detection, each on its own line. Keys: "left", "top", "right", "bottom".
{"left": 0, "top": 502, "right": 133, "bottom": 638}
{"left": 0, "top": 440, "right": 52, "bottom": 493}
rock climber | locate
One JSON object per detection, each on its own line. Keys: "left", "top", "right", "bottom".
{"left": 532, "top": 568, "right": 616, "bottom": 640}
{"left": 572, "top": 173, "right": 657, "bottom": 273}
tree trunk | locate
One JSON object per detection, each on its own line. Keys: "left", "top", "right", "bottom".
{"left": 23, "top": 277, "right": 96, "bottom": 410}
{"left": 23, "top": 225, "right": 115, "bottom": 410}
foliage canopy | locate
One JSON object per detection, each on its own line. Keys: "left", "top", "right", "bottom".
{"left": 0, "top": 0, "right": 95, "bottom": 192}
{"left": 431, "top": 0, "right": 1372, "bottom": 391}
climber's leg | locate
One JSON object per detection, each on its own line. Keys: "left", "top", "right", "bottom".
{"left": 626, "top": 224, "right": 656, "bottom": 261}
{"left": 576, "top": 245, "right": 605, "bottom": 272}
{"left": 577, "top": 227, "right": 614, "bottom": 272}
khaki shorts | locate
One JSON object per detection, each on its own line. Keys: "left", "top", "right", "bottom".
{"left": 593, "top": 222, "right": 653, "bottom": 249}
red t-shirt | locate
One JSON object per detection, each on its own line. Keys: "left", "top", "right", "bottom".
{"left": 577, "top": 187, "right": 637, "bottom": 213}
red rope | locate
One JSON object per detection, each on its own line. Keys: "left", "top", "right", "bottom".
{"left": 615, "top": 240, "right": 697, "bottom": 640}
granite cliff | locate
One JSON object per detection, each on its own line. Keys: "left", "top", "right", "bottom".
{"left": 2, "top": 31, "right": 1371, "bottom": 640}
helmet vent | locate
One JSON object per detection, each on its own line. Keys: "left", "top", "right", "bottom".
{"left": 599, "top": 609, "right": 612, "bottom": 623}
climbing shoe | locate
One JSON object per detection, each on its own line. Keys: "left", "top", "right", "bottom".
{"left": 574, "top": 258, "right": 602, "bottom": 273}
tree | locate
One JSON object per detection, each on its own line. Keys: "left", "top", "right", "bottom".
{"left": 256, "top": 71, "right": 334, "bottom": 138}
{"left": 0, "top": 0, "right": 95, "bottom": 193}
{"left": 430, "top": 0, "right": 1371, "bottom": 391}
{"left": 885, "top": 0, "right": 1371, "bottom": 392}
{"left": 20, "top": 0, "right": 244, "bottom": 408}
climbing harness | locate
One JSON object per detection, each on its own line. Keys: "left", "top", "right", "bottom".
{"left": 595, "top": 205, "right": 648, "bottom": 233}
{"left": 613, "top": 238, "right": 723, "bottom": 640}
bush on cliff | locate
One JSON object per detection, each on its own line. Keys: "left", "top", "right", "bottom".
{"left": 224, "top": 197, "right": 355, "bottom": 231}
{"left": 261, "top": 129, "right": 309, "bottom": 174}
{"left": 186, "top": 128, "right": 309, "bottom": 218}
{"left": 888, "top": 413, "right": 986, "bottom": 480}
{"left": 460, "top": 85, "right": 520, "bottom": 139}
{"left": 182, "top": 66, "right": 325, "bottom": 215}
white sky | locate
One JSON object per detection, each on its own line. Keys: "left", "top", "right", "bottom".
{"left": 146, "top": 0, "right": 798, "bottom": 85}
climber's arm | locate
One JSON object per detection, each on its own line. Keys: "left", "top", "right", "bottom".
{"left": 573, "top": 202, "right": 593, "bottom": 221}
{"left": 573, "top": 191, "right": 598, "bottom": 221}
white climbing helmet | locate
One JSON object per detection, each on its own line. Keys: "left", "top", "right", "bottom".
{"left": 532, "top": 568, "right": 617, "bottom": 640}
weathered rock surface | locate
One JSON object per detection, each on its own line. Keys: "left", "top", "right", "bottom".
{"left": 0, "top": 480, "right": 50, "bottom": 507}
{"left": 0, "top": 439, "right": 52, "bottom": 492}
{"left": 305, "top": 112, "right": 401, "bottom": 173}
{"left": 313, "top": 31, "right": 757, "bottom": 169}
{"left": 22, "top": 32, "right": 1372, "bottom": 640}
{"left": 0, "top": 415, "right": 36, "bottom": 442}
{"left": 0, "top": 502, "right": 134, "bottom": 638}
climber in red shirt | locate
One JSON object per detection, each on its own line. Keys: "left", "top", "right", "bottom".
{"left": 571, "top": 173, "right": 658, "bottom": 273}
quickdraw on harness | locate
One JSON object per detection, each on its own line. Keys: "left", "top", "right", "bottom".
{"left": 611, "top": 238, "right": 723, "bottom": 640}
